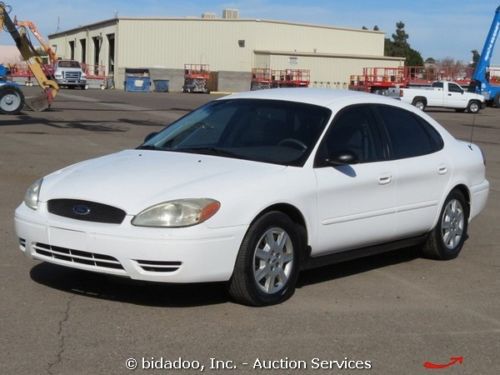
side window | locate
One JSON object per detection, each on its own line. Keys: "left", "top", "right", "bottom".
{"left": 432, "top": 82, "right": 444, "bottom": 89}
{"left": 448, "top": 83, "right": 463, "bottom": 93}
{"left": 415, "top": 116, "right": 444, "bottom": 151}
{"left": 377, "top": 105, "right": 440, "bottom": 159}
{"left": 316, "top": 105, "right": 384, "bottom": 165}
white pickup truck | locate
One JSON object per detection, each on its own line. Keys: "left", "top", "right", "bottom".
{"left": 399, "top": 81, "right": 485, "bottom": 113}
{"left": 53, "top": 60, "right": 87, "bottom": 89}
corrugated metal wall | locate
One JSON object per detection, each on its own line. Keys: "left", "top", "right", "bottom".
{"left": 49, "top": 22, "right": 118, "bottom": 74}
{"left": 117, "top": 19, "right": 385, "bottom": 71}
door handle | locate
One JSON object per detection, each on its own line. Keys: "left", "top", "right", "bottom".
{"left": 378, "top": 175, "right": 392, "bottom": 185}
{"left": 438, "top": 165, "right": 448, "bottom": 175}
{"left": 448, "top": 93, "right": 452, "bottom": 96}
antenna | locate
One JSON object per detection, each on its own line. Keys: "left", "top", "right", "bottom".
{"left": 468, "top": 113, "right": 477, "bottom": 149}
{"left": 56, "top": 16, "right": 60, "bottom": 32}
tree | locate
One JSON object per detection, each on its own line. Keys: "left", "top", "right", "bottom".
{"left": 362, "top": 26, "right": 368, "bottom": 30}
{"left": 425, "top": 57, "right": 436, "bottom": 64}
{"left": 373, "top": 25, "right": 380, "bottom": 31}
{"left": 384, "top": 21, "right": 424, "bottom": 66}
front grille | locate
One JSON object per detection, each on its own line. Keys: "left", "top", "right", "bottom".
{"left": 34, "top": 242, "right": 124, "bottom": 270}
{"left": 136, "top": 259, "right": 182, "bottom": 273}
{"left": 48, "top": 199, "right": 126, "bottom": 224}
{"left": 63, "top": 71, "right": 81, "bottom": 80}
{"left": 19, "top": 238, "right": 26, "bottom": 250}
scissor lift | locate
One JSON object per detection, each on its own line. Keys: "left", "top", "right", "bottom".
{"left": 183, "top": 64, "right": 210, "bottom": 93}
{"left": 251, "top": 68, "right": 310, "bottom": 90}
{"left": 251, "top": 68, "right": 272, "bottom": 90}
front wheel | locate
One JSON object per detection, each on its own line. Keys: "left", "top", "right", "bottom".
{"left": 421, "top": 190, "right": 468, "bottom": 260}
{"left": 228, "top": 212, "right": 302, "bottom": 306}
{"left": 467, "top": 100, "right": 481, "bottom": 114}
{"left": 0, "top": 86, "right": 25, "bottom": 114}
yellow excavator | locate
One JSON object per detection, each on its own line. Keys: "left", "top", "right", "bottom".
{"left": 0, "top": 2, "right": 58, "bottom": 113}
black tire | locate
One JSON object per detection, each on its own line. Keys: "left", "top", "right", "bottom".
{"left": 228, "top": 211, "right": 303, "bottom": 306}
{"left": 412, "top": 97, "right": 426, "bottom": 111}
{"left": 494, "top": 94, "right": 500, "bottom": 108}
{"left": 421, "top": 190, "right": 469, "bottom": 260}
{"left": 0, "top": 86, "right": 25, "bottom": 115}
{"left": 467, "top": 100, "right": 481, "bottom": 114}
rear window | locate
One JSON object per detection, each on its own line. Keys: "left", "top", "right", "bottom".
{"left": 376, "top": 105, "right": 443, "bottom": 159}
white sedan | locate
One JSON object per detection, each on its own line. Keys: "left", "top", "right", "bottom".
{"left": 15, "top": 89, "right": 489, "bottom": 306}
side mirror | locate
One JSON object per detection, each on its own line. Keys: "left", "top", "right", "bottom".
{"left": 143, "top": 132, "right": 158, "bottom": 143}
{"left": 325, "top": 151, "right": 359, "bottom": 166}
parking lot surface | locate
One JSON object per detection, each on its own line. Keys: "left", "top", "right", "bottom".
{"left": 1, "top": 88, "right": 499, "bottom": 374}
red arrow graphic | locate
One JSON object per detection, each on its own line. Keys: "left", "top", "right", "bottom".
{"left": 423, "top": 356, "right": 463, "bottom": 369}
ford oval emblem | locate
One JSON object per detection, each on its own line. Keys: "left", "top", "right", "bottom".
{"left": 72, "top": 204, "right": 91, "bottom": 216}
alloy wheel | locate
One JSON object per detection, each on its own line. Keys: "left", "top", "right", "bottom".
{"left": 441, "top": 199, "right": 465, "bottom": 249}
{"left": 253, "top": 227, "right": 294, "bottom": 294}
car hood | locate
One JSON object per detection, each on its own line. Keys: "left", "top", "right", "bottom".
{"left": 40, "top": 149, "right": 286, "bottom": 214}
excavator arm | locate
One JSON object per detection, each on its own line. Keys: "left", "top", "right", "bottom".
{"left": 0, "top": 2, "right": 59, "bottom": 111}
{"left": 14, "top": 19, "right": 58, "bottom": 65}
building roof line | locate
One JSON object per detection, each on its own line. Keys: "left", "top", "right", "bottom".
{"left": 48, "top": 17, "right": 384, "bottom": 39}
{"left": 254, "top": 50, "right": 405, "bottom": 61}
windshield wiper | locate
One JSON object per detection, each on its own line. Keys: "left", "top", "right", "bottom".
{"left": 175, "top": 147, "right": 241, "bottom": 158}
{"left": 136, "top": 144, "right": 160, "bottom": 150}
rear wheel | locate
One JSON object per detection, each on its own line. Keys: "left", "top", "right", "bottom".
{"left": 0, "top": 86, "right": 24, "bottom": 114}
{"left": 467, "top": 100, "right": 481, "bottom": 113}
{"left": 228, "top": 211, "right": 302, "bottom": 306}
{"left": 412, "top": 98, "right": 426, "bottom": 111}
{"left": 421, "top": 190, "right": 468, "bottom": 260}
{"left": 494, "top": 94, "right": 500, "bottom": 108}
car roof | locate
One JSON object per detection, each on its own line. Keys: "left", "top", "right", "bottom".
{"left": 222, "top": 88, "right": 398, "bottom": 108}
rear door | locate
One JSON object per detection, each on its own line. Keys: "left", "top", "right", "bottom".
{"left": 313, "top": 104, "right": 398, "bottom": 255}
{"left": 374, "top": 105, "right": 450, "bottom": 237}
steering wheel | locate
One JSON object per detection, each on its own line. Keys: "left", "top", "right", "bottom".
{"left": 278, "top": 138, "right": 308, "bottom": 151}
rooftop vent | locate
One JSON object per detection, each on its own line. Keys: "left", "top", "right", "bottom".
{"left": 222, "top": 8, "right": 239, "bottom": 19}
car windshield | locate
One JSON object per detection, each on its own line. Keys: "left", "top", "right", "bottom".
{"left": 140, "top": 99, "right": 331, "bottom": 166}
{"left": 58, "top": 60, "right": 81, "bottom": 68}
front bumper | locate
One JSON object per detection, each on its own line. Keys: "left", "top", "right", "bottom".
{"left": 14, "top": 203, "right": 248, "bottom": 283}
{"left": 56, "top": 79, "right": 87, "bottom": 86}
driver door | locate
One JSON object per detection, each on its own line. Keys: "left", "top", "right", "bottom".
{"left": 313, "top": 105, "right": 397, "bottom": 256}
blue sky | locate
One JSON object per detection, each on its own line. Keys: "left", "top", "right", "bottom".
{"left": 1, "top": 0, "right": 499, "bottom": 64}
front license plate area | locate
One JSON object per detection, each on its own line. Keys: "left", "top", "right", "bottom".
{"left": 48, "top": 227, "right": 88, "bottom": 251}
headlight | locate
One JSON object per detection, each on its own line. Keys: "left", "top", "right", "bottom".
{"left": 132, "top": 198, "right": 220, "bottom": 228}
{"left": 24, "top": 178, "right": 43, "bottom": 210}
{"left": 81, "top": 73, "right": 87, "bottom": 79}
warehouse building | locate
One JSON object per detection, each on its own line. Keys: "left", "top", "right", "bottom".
{"left": 48, "top": 9, "right": 404, "bottom": 91}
